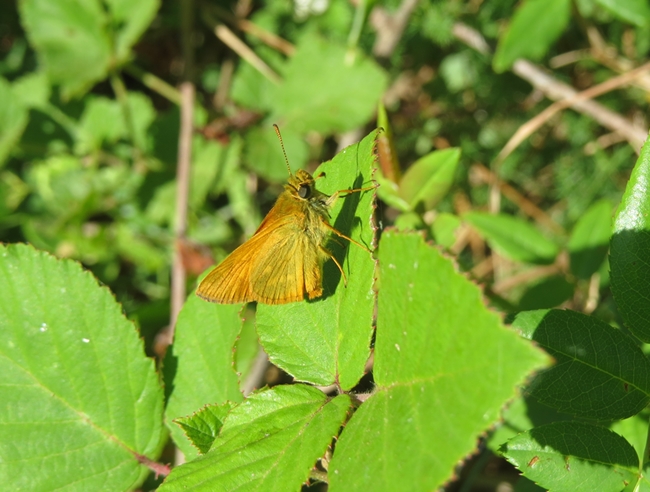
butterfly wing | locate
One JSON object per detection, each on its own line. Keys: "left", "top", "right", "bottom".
{"left": 197, "top": 196, "right": 324, "bottom": 304}
{"left": 250, "top": 230, "right": 323, "bottom": 304}
{"left": 195, "top": 236, "right": 258, "bottom": 304}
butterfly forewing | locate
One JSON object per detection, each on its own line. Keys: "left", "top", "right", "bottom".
{"left": 197, "top": 197, "right": 325, "bottom": 304}
{"left": 251, "top": 232, "right": 323, "bottom": 303}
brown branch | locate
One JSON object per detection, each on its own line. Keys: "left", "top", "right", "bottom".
{"left": 134, "top": 453, "right": 171, "bottom": 478}
{"left": 211, "top": 5, "right": 295, "bottom": 56}
{"left": 202, "top": 7, "right": 281, "bottom": 85}
{"left": 371, "top": 0, "right": 420, "bottom": 58}
{"left": 498, "top": 59, "right": 650, "bottom": 165}
{"left": 451, "top": 22, "right": 649, "bottom": 158}
{"left": 163, "top": 0, "right": 195, "bottom": 353}
{"left": 241, "top": 348, "right": 269, "bottom": 397}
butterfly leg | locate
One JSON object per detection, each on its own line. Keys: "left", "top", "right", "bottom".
{"left": 320, "top": 219, "right": 372, "bottom": 253}
{"left": 320, "top": 245, "right": 348, "bottom": 287}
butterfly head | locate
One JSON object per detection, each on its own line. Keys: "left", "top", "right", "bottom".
{"left": 286, "top": 169, "right": 330, "bottom": 215}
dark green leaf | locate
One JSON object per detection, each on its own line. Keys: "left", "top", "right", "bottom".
{"left": 0, "top": 77, "right": 28, "bottom": 166}
{"left": 514, "top": 309, "right": 650, "bottom": 420}
{"left": 568, "top": 199, "right": 612, "bottom": 279}
{"left": 501, "top": 422, "right": 638, "bottom": 491}
{"left": 518, "top": 276, "right": 573, "bottom": 310}
{"left": 610, "top": 136, "right": 650, "bottom": 342}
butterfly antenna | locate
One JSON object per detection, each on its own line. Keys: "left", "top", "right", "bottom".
{"left": 273, "top": 124, "right": 292, "bottom": 177}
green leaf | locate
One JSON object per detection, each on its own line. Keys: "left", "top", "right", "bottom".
{"left": 517, "top": 275, "right": 574, "bottom": 310}
{"left": 19, "top": 0, "right": 112, "bottom": 97}
{"left": 160, "top": 385, "right": 351, "bottom": 492}
{"left": 487, "top": 395, "right": 573, "bottom": 452}
{"left": 514, "top": 309, "right": 650, "bottom": 420}
{"left": 398, "top": 147, "right": 460, "bottom": 210}
{"left": 431, "top": 212, "right": 462, "bottom": 249}
{"left": 104, "top": 0, "right": 160, "bottom": 62}
{"left": 501, "top": 422, "right": 638, "bottom": 491}
{"left": 164, "top": 295, "right": 244, "bottom": 459}
{"left": 191, "top": 136, "right": 226, "bottom": 209}
{"left": 0, "top": 244, "right": 165, "bottom": 491}
{"left": 20, "top": 0, "right": 159, "bottom": 98}
{"left": 76, "top": 96, "right": 124, "bottom": 152}
{"left": 610, "top": 136, "right": 650, "bottom": 342}
{"left": 328, "top": 231, "right": 549, "bottom": 491}
{"left": 270, "top": 33, "right": 388, "bottom": 134}
{"left": 439, "top": 51, "right": 477, "bottom": 92}
{"left": 595, "top": 0, "right": 650, "bottom": 27}
{"left": 234, "top": 311, "right": 261, "bottom": 384}
{"left": 0, "top": 77, "right": 28, "bottom": 167}
{"left": 256, "top": 130, "right": 378, "bottom": 390}
{"left": 174, "top": 402, "right": 236, "bottom": 455}
{"left": 374, "top": 169, "right": 411, "bottom": 212}
{"left": 465, "top": 211, "right": 559, "bottom": 264}
{"left": 493, "top": 0, "right": 572, "bottom": 72}
{"left": 568, "top": 199, "right": 612, "bottom": 279}
{"left": 11, "top": 71, "right": 51, "bottom": 109}
{"left": 243, "top": 125, "right": 309, "bottom": 183}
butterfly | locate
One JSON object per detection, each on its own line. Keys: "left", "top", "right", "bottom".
{"left": 196, "top": 125, "right": 374, "bottom": 305}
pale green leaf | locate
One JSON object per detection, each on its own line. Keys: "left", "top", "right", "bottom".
{"left": 328, "top": 231, "right": 549, "bottom": 491}
{"left": 0, "top": 77, "right": 28, "bottom": 167}
{"left": 164, "top": 296, "right": 244, "bottom": 459}
{"left": 595, "top": 0, "right": 650, "bottom": 27}
{"left": 19, "top": 0, "right": 112, "bottom": 97}
{"left": 465, "top": 211, "right": 559, "bottom": 264}
{"left": 501, "top": 422, "right": 638, "bottom": 491}
{"left": 0, "top": 244, "right": 165, "bottom": 491}
{"left": 568, "top": 199, "right": 612, "bottom": 279}
{"left": 243, "top": 125, "right": 309, "bottom": 183}
{"left": 493, "top": 0, "right": 572, "bottom": 72}
{"left": 161, "top": 385, "right": 351, "bottom": 492}
{"left": 175, "top": 402, "right": 236, "bottom": 455}
{"left": 398, "top": 148, "right": 460, "bottom": 210}
{"left": 270, "top": 33, "right": 388, "bottom": 133}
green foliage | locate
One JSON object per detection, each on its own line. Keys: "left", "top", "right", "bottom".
{"left": 610, "top": 136, "right": 650, "bottom": 342}
{"left": 493, "top": 0, "right": 571, "bottom": 72}
{"left": 164, "top": 295, "right": 243, "bottom": 459}
{"left": 161, "top": 385, "right": 351, "bottom": 491}
{"left": 464, "top": 211, "right": 559, "bottom": 264}
{"left": 502, "top": 422, "right": 640, "bottom": 491}
{"left": 327, "top": 231, "right": 548, "bottom": 491}
{"left": 3, "top": 0, "right": 650, "bottom": 490}
{"left": 0, "top": 244, "right": 165, "bottom": 491}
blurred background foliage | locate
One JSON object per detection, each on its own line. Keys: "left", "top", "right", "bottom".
{"left": 0, "top": 0, "right": 648, "bottom": 484}
{"left": 2, "top": 0, "right": 648, "bottom": 359}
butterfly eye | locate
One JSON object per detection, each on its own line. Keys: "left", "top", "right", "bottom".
{"left": 298, "top": 184, "right": 311, "bottom": 199}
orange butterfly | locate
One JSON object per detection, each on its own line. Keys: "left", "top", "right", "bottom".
{"left": 196, "top": 126, "right": 374, "bottom": 305}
